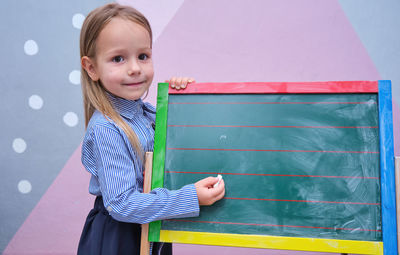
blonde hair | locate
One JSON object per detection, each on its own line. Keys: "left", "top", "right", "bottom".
{"left": 80, "top": 3, "right": 153, "bottom": 160}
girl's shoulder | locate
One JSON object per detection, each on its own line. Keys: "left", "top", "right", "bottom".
{"left": 142, "top": 102, "right": 156, "bottom": 124}
{"left": 142, "top": 102, "right": 156, "bottom": 114}
{"left": 86, "top": 111, "right": 119, "bottom": 134}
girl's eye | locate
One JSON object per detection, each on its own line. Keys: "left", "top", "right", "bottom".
{"left": 138, "top": 54, "right": 149, "bottom": 61}
{"left": 112, "top": 56, "right": 124, "bottom": 63}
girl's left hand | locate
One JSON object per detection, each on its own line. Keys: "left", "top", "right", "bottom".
{"left": 165, "top": 77, "right": 196, "bottom": 90}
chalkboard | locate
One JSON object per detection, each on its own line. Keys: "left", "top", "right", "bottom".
{"left": 149, "top": 81, "right": 397, "bottom": 255}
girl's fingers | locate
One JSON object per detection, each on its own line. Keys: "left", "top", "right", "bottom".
{"left": 168, "top": 77, "right": 196, "bottom": 90}
{"left": 215, "top": 180, "right": 225, "bottom": 199}
{"left": 201, "top": 177, "right": 219, "bottom": 187}
{"left": 165, "top": 79, "right": 172, "bottom": 87}
{"left": 209, "top": 181, "right": 225, "bottom": 204}
{"left": 175, "top": 77, "right": 183, "bottom": 89}
{"left": 180, "top": 79, "right": 187, "bottom": 89}
{"left": 169, "top": 77, "right": 177, "bottom": 88}
{"left": 195, "top": 176, "right": 225, "bottom": 205}
{"left": 212, "top": 179, "right": 225, "bottom": 195}
{"left": 178, "top": 77, "right": 194, "bottom": 89}
{"left": 208, "top": 179, "right": 225, "bottom": 200}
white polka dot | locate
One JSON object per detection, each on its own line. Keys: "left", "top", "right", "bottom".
{"left": 24, "top": 40, "right": 39, "bottom": 55}
{"left": 18, "top": 180, "right": 32, "bottom": 194}
{"left": 63, "top": 112, "right": 79, "bottom": 127}
{"left": 72, "top": 13, "right": 85, "bottom": 29}
{"left": 29, "top": 94, "right": 43, "bottom": 110}
{"left": 13, "top": 138, "right": 27, "bottom": 153}
{"left": 69, "top": 70, "right": 81, "bottom": 85}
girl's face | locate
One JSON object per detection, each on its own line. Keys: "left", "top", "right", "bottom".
{"left": 83, "top": 17, "right": 154, "bottom": 101}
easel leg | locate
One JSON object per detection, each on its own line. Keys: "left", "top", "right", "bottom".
{"left": 140, "top": 152, "right": 153, "bottom": 255}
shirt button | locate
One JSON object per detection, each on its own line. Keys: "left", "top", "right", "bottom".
{"left": 107, "top": 206, "right": 112, "bottom": 212}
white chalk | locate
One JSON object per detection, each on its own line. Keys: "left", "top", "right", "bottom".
{"left": 213, "top": 174, "right": 223, "bottom": 188}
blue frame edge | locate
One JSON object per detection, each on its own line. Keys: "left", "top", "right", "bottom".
{"left": 378, "top": 80, "right": 398, "bottom": 255}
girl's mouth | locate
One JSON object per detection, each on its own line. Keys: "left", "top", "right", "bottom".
{"left": 124, "top": 81, "right": 144, "bottom": 86}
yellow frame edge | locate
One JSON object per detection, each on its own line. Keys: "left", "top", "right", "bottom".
{"left": 159, "top": 230, "right": 383, "bottom": 255}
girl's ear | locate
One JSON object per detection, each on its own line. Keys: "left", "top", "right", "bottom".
{"left": 81, "top": 56, "right": 99, "bottom": 81}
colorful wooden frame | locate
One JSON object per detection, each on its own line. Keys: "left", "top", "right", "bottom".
{"left": 149, "top": 81, "right": 397, "bottom": 255}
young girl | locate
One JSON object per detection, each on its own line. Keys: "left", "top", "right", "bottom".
{"left": 77, "top": 3, "right": 225, "bottom": 255}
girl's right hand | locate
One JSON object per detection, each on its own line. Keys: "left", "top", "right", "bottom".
{"left": 194, "top": 177, "right": 225, "bottom": 206}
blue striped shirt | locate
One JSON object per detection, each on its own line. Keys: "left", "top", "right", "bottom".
{"left": 81, "top": 95, "right": 199, "bottom": 224}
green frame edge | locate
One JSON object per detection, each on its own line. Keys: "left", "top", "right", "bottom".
{"left": 148, "top": 83, "right": 169, "bottom": 242}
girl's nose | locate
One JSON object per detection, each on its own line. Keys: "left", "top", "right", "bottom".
{"left": 127, "top": 60, "right": 141, "bottom": 75}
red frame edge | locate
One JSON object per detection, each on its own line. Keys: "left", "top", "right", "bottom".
{"left": 169, "top": 81, "right": 379, "bottom": 94}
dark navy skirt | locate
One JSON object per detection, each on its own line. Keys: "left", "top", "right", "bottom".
{"left": 78, "top": 196, "right": 172, "bottom": 255}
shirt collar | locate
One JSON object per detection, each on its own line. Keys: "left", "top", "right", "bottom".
{"left": 108, "top": 93, "right": 143, "bottom": 119}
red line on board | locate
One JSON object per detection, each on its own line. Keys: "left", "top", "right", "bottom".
{"left": 165, "top": 170, "right": 379, "bottom": 179}
{"left": 167, "top": 148, "right": 379, "bottom": 154}
{"left": 168, "top": 101, "right": 375, "bottom": 105}
{"left": 223, "top": 197, "right": 380, "bottom": 206}
{"left": 168, "top": 124, "right": 378, "bottom": 129}
{"left": 168, "top": 81, "right": 379, "bottom": 94}
{"left": 165, "top": 219, "right": 381, "bottom": 232}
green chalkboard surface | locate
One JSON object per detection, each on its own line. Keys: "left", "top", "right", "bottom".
{"left": 161, "top": 93, "right": 381, "bottom": 241}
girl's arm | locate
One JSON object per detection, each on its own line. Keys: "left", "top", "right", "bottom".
{"left": 83, "top": 123, "right": 200, "bottom": 224}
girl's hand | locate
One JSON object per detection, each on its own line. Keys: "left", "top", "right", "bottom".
{"left": 165, "top": 77, "right": 195, "bottom": 90}
{"left": 194, "top": 177, "right": 225, "bottom": 206}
